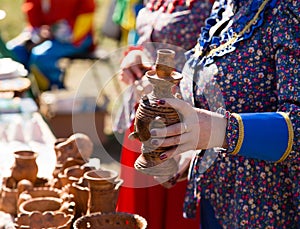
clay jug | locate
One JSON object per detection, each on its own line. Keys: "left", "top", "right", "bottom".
{"left": 84, "top": 169, "right": 120, "bottom": 214}
{"left": 129, "top": 49, "right": 183, "bottom": 176}
{"left": 11, "top": 150, "right": 38, "bottom": 184}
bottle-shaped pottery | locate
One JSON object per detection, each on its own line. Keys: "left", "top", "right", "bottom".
{"left": 11, "top": 150, "right": 38, "bottom": 184}
{"left": 129, "top": 49, "right": 183, "bottom": 176}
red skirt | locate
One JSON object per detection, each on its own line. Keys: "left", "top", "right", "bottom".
{"left": 116, "top": 125, "right": 200, "bottom": 229}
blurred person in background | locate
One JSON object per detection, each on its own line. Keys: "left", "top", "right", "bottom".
{"left": 6, "top": 0, "right": 96, "bottom": 91}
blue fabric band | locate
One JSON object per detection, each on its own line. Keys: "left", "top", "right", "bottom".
{"left": 237, "top": 112, "right": 292, "bottom": 162}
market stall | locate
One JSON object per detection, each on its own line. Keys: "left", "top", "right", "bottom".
{"left": 0, "top": 58, "right": 147, "bottom": 228}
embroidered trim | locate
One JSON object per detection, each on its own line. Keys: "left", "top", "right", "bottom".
{"left": 230, "top": 113, "right": 244, "bottom": 155}
{"left": 276, "top": 112, "right": 294, "bottom": 163}
{"left": 208, "top": 0, "right": 269, "bottom": 57}
{"left": 187, "top": 0, "right": 277, "bottom": 68}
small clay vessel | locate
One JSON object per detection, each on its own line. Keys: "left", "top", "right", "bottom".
{"left": 129, "top": 49, "right": 183, "bottom": 176}
{"left": 84, "top": 169, "right": 120, "bottom": 214}
{"left": 54, "top": 133, "right": 93, "bottom": 164}
{"left": 70, "top": 177, "right": 89, "bottom": 219}
{"left": 73, "top": 212, "right": 147, "bottom": 229}
{"left": 11, "top": 150, "right": 38, "bottom": 184}
{"left": 0, "top": 185, "right": 18, "bottom": 215}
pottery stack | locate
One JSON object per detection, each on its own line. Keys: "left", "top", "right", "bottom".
{"left": 0, "top": 132, "right": 129, "bottom": 228}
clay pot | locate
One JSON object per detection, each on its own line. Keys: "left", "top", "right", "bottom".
{"left": 70, "top": 177, "right": 89, "bottom": 219}
{"left": 64, "top": 165, "right": 85, "bottom": 183}
{"left": 0, "top": 178, "right": 32, "bottom": 215}
{"left": 73, "top": 212, "right": 147, "bottom": 229}
{"left": 53, "top": 158, "right": 86, "bottom": 180}
{"left": 54, "top": 133, "right": 93, "bottom": 164}
{"left": 15, "top": 211, "right": 74, "bottom": 229}
{"left": 84, "top": 169, "right": 121, "bottom": 214}
{"left": 129, "top": 49, "right": 182, "bottom": 176}
{"left": 18, "top": 197, "right": 75, "bottom": 216}
{"left": 11, "top": 150, "right": 38, "bottom": 184}
{"left": 0, "top": 185, "right": 18, "bottom": 215}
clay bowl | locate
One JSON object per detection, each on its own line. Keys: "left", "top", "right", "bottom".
{"left": 20, "top": 187, "right": 63, "bottom": 199}
{"left": 19, "top": 197, "right": 62, "bottom": 214}
{"left": 18, "top": 197, "right": 74, "bottom": 216}
{"left": 17, "top": 187, "right": 72, "bottom": 211}
{"left": 15, "top": 211, "right": 74, "bottom": 229}
{"left": 73, "top": 212, "right": 147, "bottom": 229}
{"left": 64, "top": 165, "right": 85, "bottom": 183}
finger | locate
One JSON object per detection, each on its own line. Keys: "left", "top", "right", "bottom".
{"left": 151, "top": 132, "right": 190, "bottom": 148}
{"left": 150, "top": 122, "right": 189, "bottom": 138}
{"left": 159, "top": 143, "right": 194, "bottom": 160}
{"left": 156, "top": 98, "right": 194, "bottom": 116}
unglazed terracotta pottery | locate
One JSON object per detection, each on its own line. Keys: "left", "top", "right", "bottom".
{"left": 16, "top": 179, "right": 34, "bottom": 196}
{"left": 0, "top": 179, "right": 32, "bottom": 215}
{"left": 15, "top": 211, "right": 74, "bottom": 229}
{"left": 18, "top": 197, "right": 75, "bottom": 216}
{"left": 73, "top": 212, "right": 147, "bottom": 229}
{"left": 0, "top": 185, "right": 18, "bottom": 215}
{"left": 70, "top": 177, "right": 89, "bottom": 219}
{"left": 129, "top": 49, "right": 183, "bottom": 176}
{"left": 11, "top": 150, "right": 38, "bottom": 184}
{"left": 17, "top": 186, "right": 73, "bottom": 213}
{"left": 84, "top": 169, "right": 123, "bottom": 214}
{"left": 54, "top": 133, "right": 94, "bottom": 164}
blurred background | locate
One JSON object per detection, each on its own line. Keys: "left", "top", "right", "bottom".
{"left": 0, "top": 0, "right": 127, "bottom": 172}
{"left": 0, "top": 0, "right": 117, "bottom": 47}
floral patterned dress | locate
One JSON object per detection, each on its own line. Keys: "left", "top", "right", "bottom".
{"left": 180, "top": 0, "right": 300, "bottom": 228}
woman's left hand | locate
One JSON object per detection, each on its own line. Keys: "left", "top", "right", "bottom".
{"left": 150, "top": 98, "right": 227, "bottom": 160}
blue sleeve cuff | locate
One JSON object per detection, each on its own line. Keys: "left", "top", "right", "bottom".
{"left": 230, "top": 112, "right": 293, "bottom": 162}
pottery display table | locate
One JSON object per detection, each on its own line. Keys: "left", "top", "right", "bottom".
{"left": 0, "top": 111, "right": 57, "bottom": 183}
{"left": 0, "top": 110, "right": 57, "bottom": 226}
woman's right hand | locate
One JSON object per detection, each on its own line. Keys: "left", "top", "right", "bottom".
{"left": 119, "top": 49, "right": 153, "bottom": 85}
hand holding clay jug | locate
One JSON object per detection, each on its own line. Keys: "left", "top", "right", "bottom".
{"left": 129, "top": 49, "right": 183, "bottom": 177}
